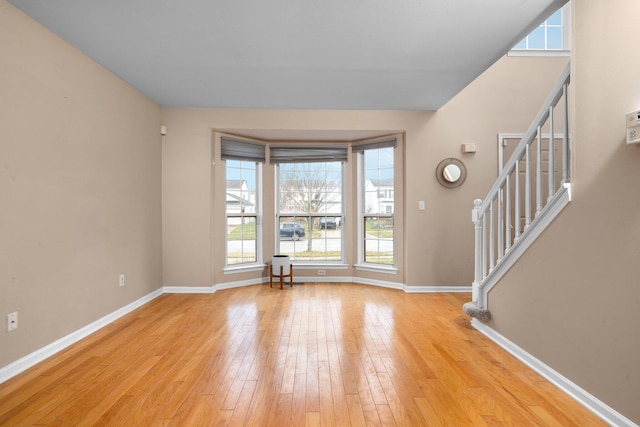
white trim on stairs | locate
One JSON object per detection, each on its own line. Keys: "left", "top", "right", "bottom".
{"left": 471, "top": 319, "right": 638, "bottom": 427}
{"left": 476, "top": 184, "right": 571, "bottom": 309}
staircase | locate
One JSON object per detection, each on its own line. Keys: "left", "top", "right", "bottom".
{"left": 464, "top": 63, "right": 571, "bottom": 320}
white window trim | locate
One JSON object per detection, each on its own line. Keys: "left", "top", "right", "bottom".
{"left": 224, "top": 162, "right": 263, "bottom": 270}
{"left": 292, "top": 263, "right": 349, "bottom": 270}
{"left": 356, "top": 152, "right": 365, "bottom": 265}
{"left": 354, "top": 263, "right": 398, "bottom": 274}
{"left": 507, "top": 50, "right": 570, "bottom": 58}
{"left": 356, "top": 147, "right": 395, "bottom": 269}
{"left": 274, "top": 162, "right": 346, "bottom": 264}
{"left": 223, "top": 263, "right": 266, "bottom": 274}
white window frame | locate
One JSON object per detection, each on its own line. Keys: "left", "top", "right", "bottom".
{"left": 509, "top": 2, "right": 571, "bottom": 57}
{"left": 354, "top": 140, "right": 397, "bottom": 274}
{"left": 224, "top": 161, "right": 263, "bottom": 271}
{"left": 274, "top": 158, "right": 347, "bottom": 267}
{"left": 221, "top": 136, "right": 265, "bottom": 274}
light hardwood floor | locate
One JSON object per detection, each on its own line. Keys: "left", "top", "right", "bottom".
{"left": 0, "top": 283, "right": 605, "bottom": 426}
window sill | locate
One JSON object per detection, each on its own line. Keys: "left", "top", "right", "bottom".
{"left": 223, "top": 264, "right": 266, "bottom": 274}
{"left": 508, "top": 50, "right": 570, "bottom": 57}
{"left": 354, "top": 264, "right": 398, "bottom": 274}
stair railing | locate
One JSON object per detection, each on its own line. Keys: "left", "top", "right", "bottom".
{"left": 465, "top": 63, "right": 571, "bottom": 320}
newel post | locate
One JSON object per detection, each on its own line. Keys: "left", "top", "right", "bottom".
{"left": 464, "top": 199, "right": 492, "bottom": 320}
{"left": 471, "top": 199, "right": 483, "bottom": 305}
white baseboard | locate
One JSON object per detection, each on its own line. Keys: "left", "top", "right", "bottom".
{"left": 215, "top": 277, "right": 266, "bottom": 290}
{"left": 404, "top": 285, "right": 472, "bottom": 293}
{"left": 163, "top": 277, "right": 268, "bottom": 293}
{"left": 163, "top": 286, "right": 215, "bottom": 294}
{"left": 294, "top": 275, "right": 354, "bottom": 284}
{"left": 352, "top": 277, "right": 404, "bottom": 290}
{"left": 0, "top": 288, "right": 163, "bottom": 385}
{"left": 471, "top": 319, "right": 637, "bottom": 427}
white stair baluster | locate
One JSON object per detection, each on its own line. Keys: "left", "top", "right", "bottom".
{"left": 536, "top": 126, "right": 542, "bottom": 217}
{"left": 562, "top": 84, "right": 570, "bottom": 184}
{"left": 515, "top": 159, "right": 521, "bottom": 239}
{"left": 482, "top": 213, "right": 487, "bottom": 279}
{"left": 548, "top": 105, "right": 556, "bottom": 201}
{"left": 489, "top": 201, "right": 494, "bottom": 271}
{"left": 527, "top": 140, "right": 533, "bottom": 227}
{"left": 498, "top": 187, "right": 504, "bottom": 260}
{"left": 505, "top": 175, "right": 511, "bottom": 251}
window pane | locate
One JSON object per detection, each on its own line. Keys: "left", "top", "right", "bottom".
{"left": 361, "top": 145, "right": 394, "bottom": 266}
{"left": 547, "top": 9, "right": 562, "bottom": 25}
{"left": 277, "top": 161, "right": 344, "bottom": 262}
{"left": 511, "top": 4, "right": 569, "bottom": 52}
{"left": 226, "top": 160, "right": 259, "bottom": 266}
{"left": 378, "top": 147, "right": 394, "bottom": 169}
{"left": 364, "top": 149, "right": 379, "bottom": 170}
{"left": 226, "top": 216, "right": 257, "bottom": 265}
{"left": 278, "top": 162, "right": 342, "bottom": 214}
{"left": 364, "top": 217, "right": 393, "bottom": 264}
{"left": 226, "top": 160, "right": 257, "bottom": 214}
{"left": 277, "top": 216, "right": 342, "bottom": 261}
{"left": 546, "top": 27, "right": 562, "bottom": 49}
{"left": 364, "top": 174, "right": 394, "bottom": 214}
{"left": 527, "top": 27, "right": 545, "bottom": 49}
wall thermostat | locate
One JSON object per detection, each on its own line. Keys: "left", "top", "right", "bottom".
{"left": 626, "top": 110, "right": 640, "bottom": 144}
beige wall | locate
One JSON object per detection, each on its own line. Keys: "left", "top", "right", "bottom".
{"left": 0, "top": 2, "right": 163, "bottom": 367}
{"left": 162, "top": 56, "right": 568, "bottom": 289}
{"left": 486, "top": 1, "right": 640, "bottom": 423}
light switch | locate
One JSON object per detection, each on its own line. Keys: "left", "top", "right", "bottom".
{"left": 418, "top": 201, "right": 425, "bottom": 210}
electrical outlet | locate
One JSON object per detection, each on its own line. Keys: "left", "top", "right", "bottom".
{"left": 7, "top": 312, "right": 18, "bottom": 332}
{"left": 119, "top": 274, "right": 125, "bottom": 287}
{"left": 317, "top": 270, "right": 326, "bottom": 276}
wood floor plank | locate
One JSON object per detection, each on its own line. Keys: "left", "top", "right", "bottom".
{"left": 0, "top": 283, "right": 607, "bottom": 426}
{"left": 345, "top": 393, "right": 367, "bottom": 427}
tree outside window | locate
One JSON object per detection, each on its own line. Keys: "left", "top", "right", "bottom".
{"left": 277, "top": 162, "right": 343, "bottom": 262}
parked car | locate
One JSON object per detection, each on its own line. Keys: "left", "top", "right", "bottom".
{"left": 319, "top": 217, "right": 338, "bottom": 230}
{"left": 280, "top": 222, "right": 305, "bottom": 240}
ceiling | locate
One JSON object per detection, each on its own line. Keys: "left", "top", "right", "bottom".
{"left": 9, "top": 0, "right": 565, "bottom": 111}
